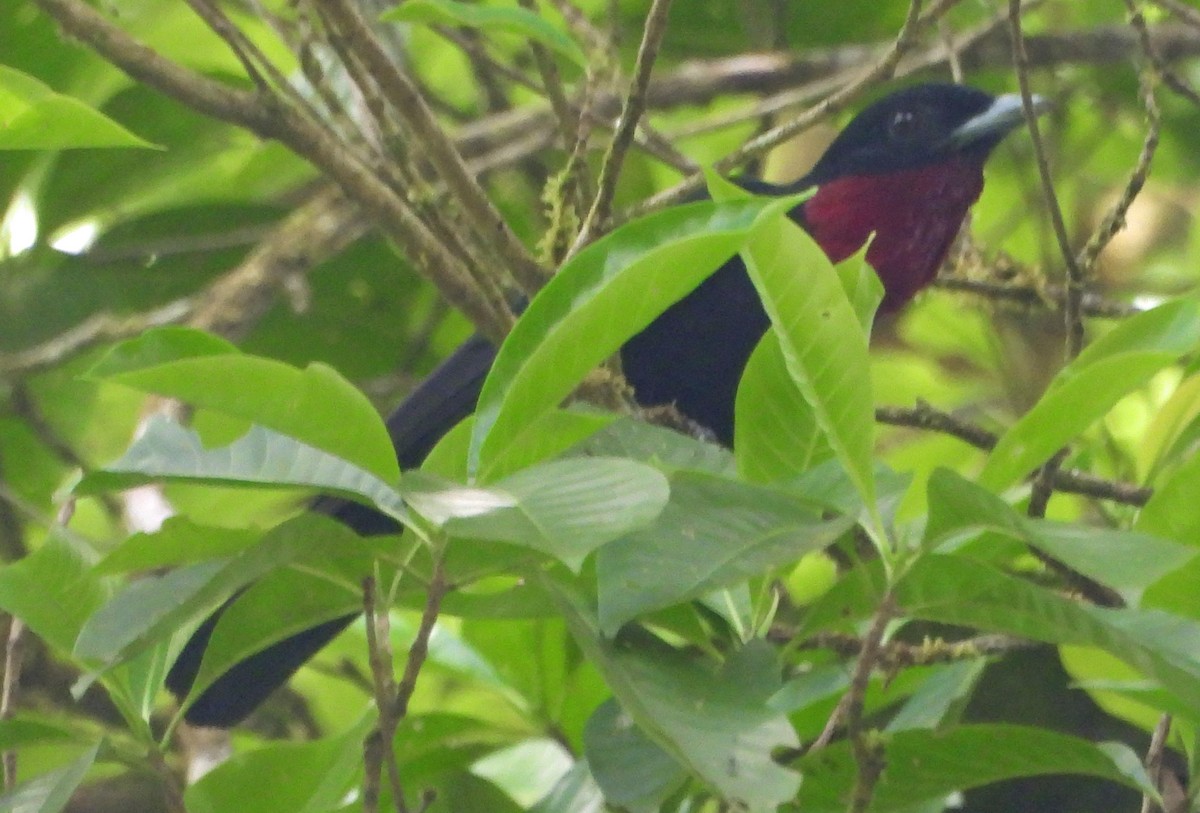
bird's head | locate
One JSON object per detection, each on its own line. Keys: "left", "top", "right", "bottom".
{"left": 795, "top": 83, "right": 1048, "bottom": 311}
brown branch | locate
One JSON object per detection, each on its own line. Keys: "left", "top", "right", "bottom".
{"left": 394, "top": 556, "right": 447, "bottom": 719}
{"left": 32, "top": 0, "right": 270, "bottom": 130}
{"left": 875, "top": 402, "right": 1153, "bottom": 506}
{"left": 1140, "top": 713, "right": 1172, "bottom": 813}
{"left": 318, "top": 0, "right": 548, "bottom": 295}
{"left": 518, "top": 0, "right": 577, "bottom": 149}
{"left": 1152, "top": 0, "right": 1200, "bottom": 30}
{"left": 1076, "top": 4, "right": 1162, "bottom": 276}
{"left": 1008, "top": 0, "right": 1084, "bottom": 360}
{"left": 811, "top": 592, "right": 897, "bottom": 752}
{"left": 362, "top": 576, "right": 406, "bottom": 813}
{"left": 35, "top": 0, "right": 511, "bottom": 344}
{"left": 572, "top": 0, "right": 675, "bottom": 252}
{"left": 1, "top": 618, "right": 25, "bottom": 790}
{"left": 935, "top": 277, "right": 1143, "bottom": 319}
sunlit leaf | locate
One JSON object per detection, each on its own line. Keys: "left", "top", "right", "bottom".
{"left": 739, "top": 215, "right": 879, "bottom": 532}
{"left": 0, "top": 65, "right": 157, "bottom": 150}
{"left": 981, "top": 297, "right": 1200, "bottom": 491}
{"left": 90, "top": 327, "right": 400, "bottom": 483}
{"left": 470, "top": 196, "right": 802, "bottom": 479}
{"left": 795, "top": 725, "right": 1155, "bottom": 812}
{"left": 382, "top": 0, "right": 588, "bottom": 69}
{"left": 77, "top": 417, "right": 408, "bottom": 524}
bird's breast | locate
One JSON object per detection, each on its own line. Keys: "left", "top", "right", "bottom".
{"left": 800, "top": 158, "right": 986, "bottom": 310}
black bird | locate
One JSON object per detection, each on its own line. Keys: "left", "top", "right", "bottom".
{"left": 167, "top": 83, "right": 1041, "bottom": 727}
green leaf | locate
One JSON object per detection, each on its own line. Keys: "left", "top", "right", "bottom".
{"left": 0, "top": 718, "right": 78, "bottom": 750}
{"left": 885, "top": 660, "right": 988, "bottom": 732}
{"left": 0, "top": 65, "right": 158, "bottom": 150}
{"left": 584, "top": 699, "right": 687, "bottom": 813}
{"left": 898, "top": 554, "right": 1200, "bottom": 712}
{"left": 0, "top": 533, "right": 105, "bottom": 653}
{"left": 185, "top": 567, "right": 368, "bottom": 707}
{"left": 739, "top": 214, "right": 879, "bottom": 533}
{"left": 74, "top": 514, "right": 364, "bottom": 669}
{"left": 596, "top": 470, "right": 851, "bottom": 633}
{"left": 926, "top": 468, "right": 1194, "bottom": 592}
{"left": 411, "top": 458, "right": 669, "bottom": 572}
{"left": 78, "top": 417, "right": 408, "bottom": 525}
{"left": 530, "top": 761, "right": 605, "bottom": 813}
{"left": 1139, "top": 451, "right": 1200, "bottom": 617}
{"left": 469, "top": 196, "right": 802, "bottom": 479}
{"left": 382, "top": 0, "right": 588, "bottom": 69}
{"left": 552, "top": 584, "right": 800, "bottom": 809}
{"left": 735, "top": 329, "right": 832, "bottom": 483}
{"left": 1137, "top": 373, "right": 1200, "bottom": 478}
{"left": 89, "top": 327, "right": 399, "bottom": 483}
{"left": 0, "top": 742, "right": 100, "bottom": 813}
{"left": 98, "top": 516, "right": 264, "bottom": 574}
{"left": 981, "top": 297, "right": 1200, "bottom": 491}
{"left": 795, "top": 725, "right": 1155, "bottom": 812}
{"left": 572, "top": 417, "right": 736, "bottom": 476}
{"left": 186, "top": 715, "right": 373, "bottom": 813}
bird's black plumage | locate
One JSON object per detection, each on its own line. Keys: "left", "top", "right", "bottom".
{"left": 167, "top": 83, "right": 1036, "bottom": 727}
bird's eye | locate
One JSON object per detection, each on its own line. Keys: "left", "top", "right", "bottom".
{"left": 887, "top": 108, "right": 927, "bottom": 144}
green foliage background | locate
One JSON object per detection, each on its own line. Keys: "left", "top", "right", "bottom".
{"left": 1, "top": 1, "right": 1200, "bottom": 812}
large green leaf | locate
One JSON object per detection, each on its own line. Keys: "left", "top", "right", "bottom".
{"left": 77, "top": 417, "right": 408, "bottom": 525}
{"left": 409, "top": 458, "right": 669, "bottom": 572}
{"left": 90, "top": 327, "right": 400, "bottom": 483}
{"left": 596, "top": 470, "right": 851, "bottom": 633}
{"left": 583, "top": 699, "right": 687, "bottom": 813}
{"left": 469, "top": 196, "right": 801, "bottom": 479}
{"left": 0, "top": 742, "right": 100, "bottom": 813}
{"left": 735, "top": 329, "right": 832, "bottom": 483}
{"left": 97, "top": 517, "right": 265, "bottom": 574}
{"left": 981, "top": 297, "right": 1200, "bottom": 491}
{"left": 1139, "top": 451, "right": 1200, "bottom": 618}
{"left": 739, "top": 214, "right": 880, "bottom": 534}
{"left": 0, "top": 533, "right": 105, "bottom": 653}
{"left": 552, "top": 584, "right": 800, "bottom": 810}
{"left": 184, "top": 565, "right": 371, "bottom": 706}
{"left": 925, "top": 468, "right": 1194, "bottom": 593}
{"left": 186, "top": 715, "right": 373, "bottom": 813}
{"left": 795, "top": 725, "right": 1155, "bottom": 812}
{"left": 382, "top": 0, "right": 588, "bottom": 69}
{"left": 73, "top": 514, "right": 364, "bottom": 669}
{"left": 898, "top": 554, "right": 1200, "bottom": 714}
{"left": 0, "top": 65, "right": 156, "bottom": 149}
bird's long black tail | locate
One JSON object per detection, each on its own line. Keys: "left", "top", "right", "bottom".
{"left": 166, "top": 334, "right": 497, "bottom": 727}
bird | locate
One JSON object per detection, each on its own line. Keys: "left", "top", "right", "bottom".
{"left": 166, "top": 82, "right": 1043, "bottom": 727}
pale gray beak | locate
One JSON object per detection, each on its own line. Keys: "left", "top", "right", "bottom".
{"left": 945, "top": 92, "right": 1051, "bottom": 149}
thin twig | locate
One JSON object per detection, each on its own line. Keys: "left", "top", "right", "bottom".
{"left": 571, "top": 0, "right": 675, "bottom": 254}
{"left": 812, "top": 593, "right": 897, "bottom": 751}
{"left": 935, "top": 277, "right": 1143, "bottom": 319}
{"left": 394, "top": 556, "right": 447, "bottom": 719}
{"left": 319, "top": 0, "right": 549, "bottom": 294}
{"left": 33, "top": 0, "right": 511, "bottom": 343}
{"left": 1, "top": 618, "right": 25, "bottom": 790}
{"left": 1008, "top": 0, "right": 1085, "bottom": 360}
{"left": 875, "top": 402, "right": 1153, "bottom": 506}
{"left": 362, "top": 576, "right": 407, "bottom": 813}
{"left": 518, "top": 0, "right": 577, "bottom": 148}
{"left": 1140, "top": 713, "right": 1172, "bottom": 813}
{"left": 1077, "top": 2, "right": 1162, "bottom": 275}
